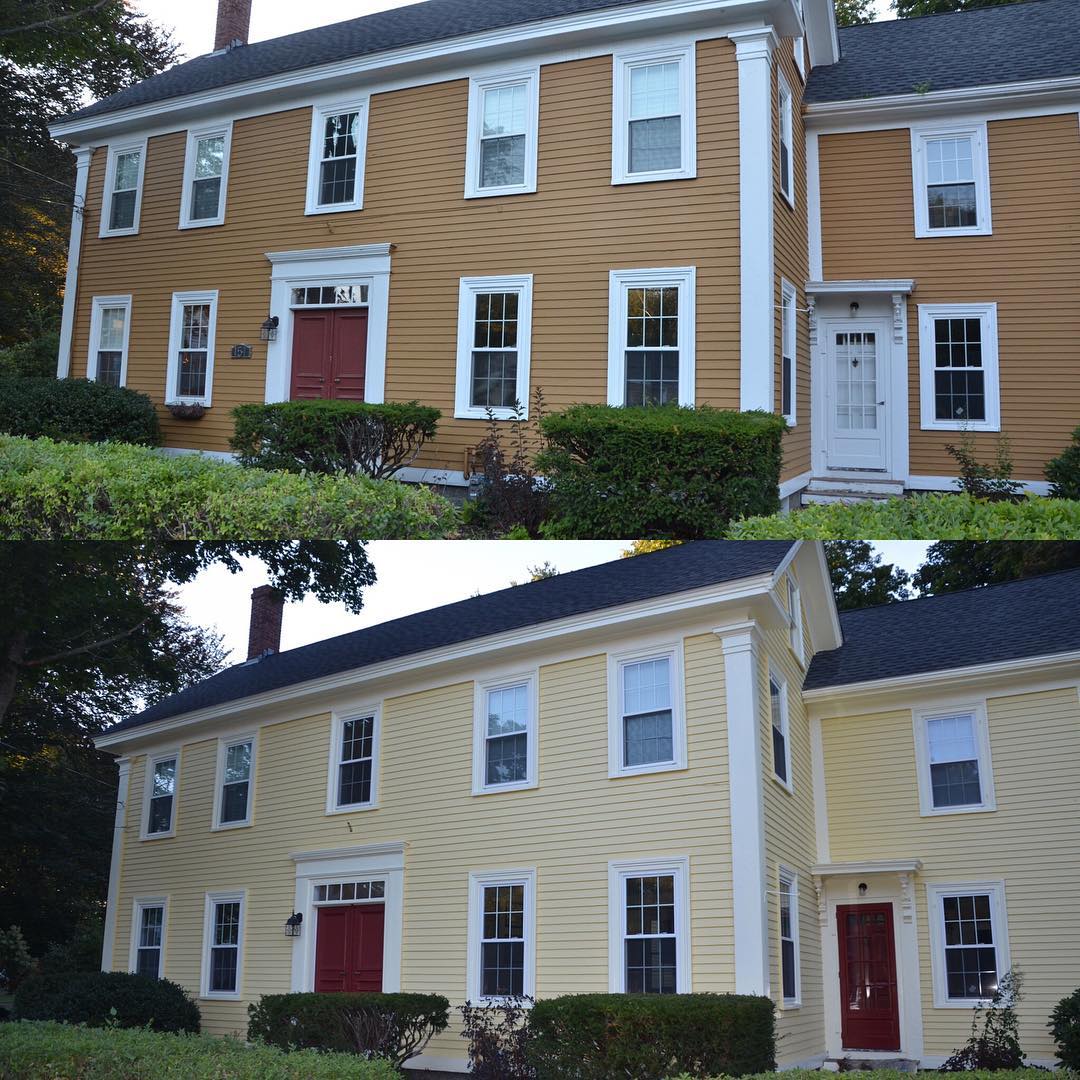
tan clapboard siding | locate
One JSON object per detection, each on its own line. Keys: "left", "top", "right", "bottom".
{"left": 774, "top": 41, "right": 812, "bottom": 482}
{"left": 72, "top": 41, "right": 744, "bottom": 471}
{"left": 112, "top": 635, "right": 735, "bottom": 1050}
{"left": 820, "top": 687, "right": 1080, "bottom": 1059}
{"left": 818, "top": 115, "right": 1080, "bottom": 480}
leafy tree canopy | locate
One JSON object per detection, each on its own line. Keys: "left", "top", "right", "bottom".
{"left": 835, "top": 0, "right": 878, "bottom": 26}
{"left": 825, "top": 541, "right": 912, "bottom": 611}
{"left": 914, "top": 541, "right": 1080, "bottom": 596}
{"left": 893, "top": 0, "right": 1025, "bottom": 18}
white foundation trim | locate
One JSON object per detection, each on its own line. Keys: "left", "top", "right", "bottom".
{"left": 908, "top": 475, "right": 1053, "bottom": 497}
{"left": 101, "top": 756, "right": 131, "bottom": 971}
{"left": 57, "top": 147, "right": 92, "bottom": 380}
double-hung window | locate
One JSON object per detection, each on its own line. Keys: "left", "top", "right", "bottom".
{"left": 778, "top": 74, "right": 795, "bottom": 207}
{"left": 101, "top": 142, "right": 145, "bottom": 236}
{"left": 787, "top": 577, "right": 804, "bottom": 664}
{"left": 613, "top": 45, "right": 696, "bottom": 184}
{"left": 142, "top": 751, "right": 178, "bottom": 839}
{"left": 918, "top": 303, "right": 1000, "bottom": 431}
{"left": 455, "top": 275, "right": 533, "bottom": 420}
{"left": 328, "top": 710, "right": 379, "bottom": 812}
{"left": 214, "top": 735, "right": 254, "bottom": 829}
{"left": 132, "top": 899, "right": 166, "bottom": 979}
{"left": 165, "top": 290, "right": 217, "bottom": 406}
{"left": 779, "top": 868, "right": 800, "bottom": 1006}
{"left": 473, "top": 675, "right": 538, "bottom": 794}
{"left": 202, "top": 891, "right": 244, "bottom": 998}
{"left": 914, "top": 705, "right": 995, "bottom": 815}
{"left": 306, "top": 100, "right": 368, "bottom": 214}
{"left": 609, "top": 857, "right": 690, "bottom": 994}
{"left": 608, "top": 267, "right": 696, "bottom": 408}
{"left": 180, "top": 125, "right": 231, "bottom": 228}
{"left": 770, "top": 670, "right": 791, "bottom": 790}
{"left": 608, "top": 646, "right": 686, "bottom": 778}
{"left": 927, "top": 881, "right": 1009, "bottom": 1006}
{"left": 87, "top": 295, "right": 131, "bottom": 387}
{"left": 780, "top": 280, "right": 797, "bottom": 424}
{"left": 465, "top": 70, "right": 539, "bottom": 199}
{"left": 912, "top": 124, "right": 991, "bottom": 237}
{"left": 467, "top": 869, "right": 536, "bottom": 1001}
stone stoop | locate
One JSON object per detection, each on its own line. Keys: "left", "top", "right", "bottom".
{"left": 824, "top": 1058, "right": 920, "bottom": 1073}
{"left": 801, "top": 476, "right": 907, "bottom": 507}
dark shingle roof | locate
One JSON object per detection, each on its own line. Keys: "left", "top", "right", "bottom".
{"left": 115, "top": 541, "right": 795, "bottom": 733}
{"left": 805, "top": 568, "right": 1080, "bottom": 691}
{"left": 805, "top": 0, "right": 1080, "bottom": 105}
{"left": 62, "top": 0, "right": 657, "bottom": 124}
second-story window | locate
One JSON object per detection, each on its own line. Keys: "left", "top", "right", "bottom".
{"left": 143, "top": 752, "right": 177, "bottom": 838}
{"left": 180, "top": 125, "right": 231, "bottom": 228}
{"left": 916, "top": 706, "right": 995, "bottom": 815}
{"left": 473, "top": 675, "right": 538, "bottom": 795}
{"left": 787, "top": 577, "right": 804, "bottom": 663}
{"left": 306, "top": 100, "right": 368, "bottom": 214}
{"left": 465, "top": 70, "right": 539, "bottom": 199}
{"left": 609, "top": 645, "right": 687, "bottom": 778}
{"left": 912, "top": 124, "right": 991, "bottom": 237}
{"left": 215, "top": 735, "right": 254, "bottom": 829}
{"left": 778, "top": 74, "right": 794, "bottom": 206}
{"left": 165, "top": 290, "right": 217, "bottom": 407}
{"left": 770, "top": 670, "right": 791, "bottom": 789}
{"left": 101, "top": 142, "right": 145, "bottom": 236}
{"left": 329, "top": 711, "right": 379, "bottom": 812}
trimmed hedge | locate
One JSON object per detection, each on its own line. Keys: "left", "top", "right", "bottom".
{"left": 728, "top": 493, "right": 1080, "bottom": 540}
{"left": 248, "top": 991, "right": 450, "bottom": 1067}
{"left": 0, "top": 377, "right": 160, "bottom": 446}
{"left": 0, "top": 1021, "right": 400, "bottom": 1079}
{"left": 232, "top": 400, "right": 441, "bottom": 479}
{"left": 13, "top": 971, "right": 199, "bottom": 1034}
{"left": 527, "top": 992, "right": 775, "bottom": 1079}
{"left": 1050, "top": 987, "right": 1080, "bottom": 1070}
{"left": 668, "top": 1072, "right": 1054, "bottom": 1080}
{"left": 0, "top": 436, "right": 458, "bottom": 539}
{"left": 537, "top": 405, "right": 786, "bottom": 539}
{"left": 1046, "top": 426, "right": 1080, "bottom": 500}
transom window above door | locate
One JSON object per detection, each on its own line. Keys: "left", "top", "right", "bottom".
{"left": 314, "top": 879, "right": 386, "bottom": 903}
{"left": 306, "top": 100, "right": 369, "bottom": 214}
{"left": 918, "top": 303, "right": 1000, "bottom": 431}
{"left": 290, "top": 285, "right": 369, "bottom": 307}
{"left": 912, "top": 125, "right": 991, "bottom": 237}
{"left": 465, "top": 70, "right": 539, "bottom": 199}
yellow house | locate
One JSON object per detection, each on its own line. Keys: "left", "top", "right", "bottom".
{"left": 95, "top": 541, "right": 1080, "bottom": 1071}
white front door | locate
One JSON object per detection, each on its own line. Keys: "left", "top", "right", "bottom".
{"left": 826, "top": 321, "right": 889, "bottom": 472}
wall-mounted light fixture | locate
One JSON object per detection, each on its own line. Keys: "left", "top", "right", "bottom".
{"left": 849, "top": 301, "right": 860, "bottom": 318}
{"left": 261, "top": 315, "right": 280, "bottom": 342}
{"left": 284, "top": 911, "right": 303, "bottom": 938}
{"left": 858, "top": 882, "right": 869, "bottom": 896}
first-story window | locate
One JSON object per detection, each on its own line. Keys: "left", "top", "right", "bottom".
{"left": 918, "top": 303, "right": 999, "bottom": 432}
{"left": 468, "top": 869, "right": 536, "bottom": 1001}
{"left": 87, "top": 295, "right": 131, "bottom": 387}
{"left": 165, "top": 290, "right": 217, "bottom": 406}
{"left": 306, "top": 100, "right": 368, "bottom": 213}
{"left": 912, "top": 125, "right": 991, "bottom": 237}
{"left": 928, "top": 881, "right": 1009, "bottom": 1006}
{"left": 133, "top": 899, "right": 166, "bottom": 979}
{"left": 329, "top": 710, "right": 379, "bottom": 812}
{"left": 101, "top": 142, "right": 145, "bottom": 236}
{"left": 780, "top": 280, "right": 797, "bottom": 424}
{"left": 770, "top": 671, "right": 790, "bottom": 789}
{"left": 455, "top": 275, "right": 533, "bottom": 420}
{"left": 779, "top": 868, "right": 800, "bottom": 1005}
{"left": 465, "top": 70, "right": 539, "bottom": 198}
{"left": 609, "top": 646, "right": 686, "bottom": 778}
{"left": 915, "top": 705, "right": 995, "bottom": 815}
{"left": 202, "top": 892, "right": 244, "bottom": 998}
{"left": 143, "top": 752, "right": 177, "bottom": 838}
{"left": 215, "top": 735, "right": 254, "bottom": 828}
{"left": 778, "top": 74, "right": 794, "bottom": 207}
{"left": 473, "top": 675, "right": 538, "bottom": 794}
{"left": 180, "top": 125, "right": 230, "bottom": 227}
{"left": 608, "top": 267, "right": 696, "bottom": 408}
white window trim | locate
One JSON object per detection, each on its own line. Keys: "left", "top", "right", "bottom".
{"left": 607, "top": 266, "right": 697, "bottom": 407}
{"left": 607, "top": 855, "right": 691, "bottom": 993}
{"left": 911, "top": 122, "right": 992, "bottom": 238}
{"left": 769, "top": 666, "right": 793, "bottom": 794}
{"left": 917, "top": 302, "right": 1000, "bottom": 432}
{"left": 787, "top": 576, "right": 804, "bottom": 665}
{"left": 200, "top": 889, "right": 246, "bottom": 1000}
{"left": 305, "top": 98, "right": 369, "bottom": 215}
{"left": 607, "top": 642, "right": 687, "bottom": 779}
{"left": 454, "top": 274, "right": 534, "bottom": 421}
{"left": 86, "top": 294, "right": 132, "bottom": 387}
{"left": 99, "top": 140, "right": 146, "bottom": 237}
{"left": 466, "top": 868, "right": 537, "bottom": 1003}
{"left": 472, "top": 672, "right": 539, "bottom": 796}
{"left": 612, "top": 43, "right": 697, "bottom": 185}
{"left": 179, "top": 122, "right": 232, "bottom": 229}
{"left": 926, "top": 880, "right": 1010, "bottom": 1008}
{"left": 139, "top": 749, "right": 180, "bottom": 841}
{"left": 793, "top": 0, "right": 806, "bottom": 79}
{"left": 129, "top": 895, "right": 168, "bottom": 978}
{"left": 780, "top": 278, "right": 797, "bottom": 426}
{"left": 778, "top": 72, "right": 795, "bottom": 208}
{"left": 164, "top": 289, "right": 218, "bottom": 407}
{"left": 778, "top": 866, "right": 801, "bottom": 1008}
{"left": 325, "top": 706, "right": 381, "bottom": 815}
{"left": 211, "top": 731, "right": 257, "bottom": 831}
{"left": 464, "top": 68, "right": 540, "bottom": 200}
{"left": 913, "top": 702, "right": 996, "bottom": 816}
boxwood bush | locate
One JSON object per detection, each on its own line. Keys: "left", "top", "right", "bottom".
{"left": 537, "top": 405, "right": 786, "bottom": 539}
{"left": 728, "top": 493, "right": 1080, "bottom": 540}
{"left": 1046, "top": 426, "right": 1080, "bottom": 500}
{"left": 1050, "top": 986, "right": 1080, "bottom": 1070}
{"left": 13, "top": 971, "right": 199, "bottom": 1034}
{"left": 0, "top": 376, "right": 160, "bottom": 446}
{"left": 0, "top": 1021, "right": 401, "bottom": 1079}
{"left": 0, "top": 436, "right": 458, "bottom": 540}
{"left": 526, "top": 992, "right": 775, "bottom": 1079}
{"left": 248, "top": 991, "right": 450, "bottom": 1067}
{"left": 232, "top": 401, "right": 441, "bottom": 479}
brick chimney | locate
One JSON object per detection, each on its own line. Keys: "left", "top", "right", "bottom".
{"left": 215, "top": 0, "right": 252, "bottom": 51}
{"left": 247, "top": 585, "right": 284, "bottom": 661}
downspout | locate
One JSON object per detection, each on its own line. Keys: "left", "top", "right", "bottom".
{"left": 56, "top": 146, "right": 92, "bottom": 380}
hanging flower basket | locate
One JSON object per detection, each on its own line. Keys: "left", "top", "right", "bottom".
{"left": 167, "top": 403, "right": 207, "bottom": 421}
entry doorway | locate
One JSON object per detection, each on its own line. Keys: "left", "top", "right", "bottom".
{"left": 825, "top": 321, "right": 890, "bottom": 472}
{"left": 290, "top": 307, "right": 369, "bottom": 401}
{"left": 837, "top": 903, "right": 901, "bottom": 1052}
{"left": 314, "top": 903, "right": 385, "bottom": 993}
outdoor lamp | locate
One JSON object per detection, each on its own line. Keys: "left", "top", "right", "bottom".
{"left": 260, "top": 315, "right": 280, "bottom": 342}
{"left": 285, "top": 911, "right": 303, "bottom": 937}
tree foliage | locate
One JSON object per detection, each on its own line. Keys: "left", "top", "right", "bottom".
{"left": 893, "top": 0, "right": 1025, "bottom": 18}
{"left": 825, "top": 542, "right": 912, "bottom": 611}
{"left": 835, "top": 0, "right": 878, "bottom": 26}
{"left": 914, "top": 541, "right": 1080, "bottom": 596}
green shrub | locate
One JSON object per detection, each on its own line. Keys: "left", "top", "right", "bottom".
{"left": 37, "top": 920, "right": 104, "bottom": 976}
{"left": 232, "top": 400, "right": 441, "bottom": 480}
{"left": 0, "top": 436, "right": 458, "bottom": 540}
{"left": 0, "top": 333, "right": 59, "bottom": 379}
{"left": 942, "top": 969, "right": 1026, "bottom": 1071}
{"left": 13, "top": 971, "right": 199, "bottom": 1034}
{"left": 537, "top": 405, "right": 786, "bottom": 539}
{"left": 0, "top": 377, "right": 160, "bottom": 446}
{"left": 728, "top": 493, "right": 1080, "bottom": 540}
{"left": 526, "top": 992, "right": 775, "bottom": 1079}
{"left": 0, "top": 928, "right": 32, "bottom": 995}
{"left": 1046, "top": 426, "right": 1080, "bottom": 500}
{"left": 248, "top": 991, "right": 449, "bottom": 1067}
{"left": 668, "top": 1072, "right": 1053, "bottom": 1080}
{"left": 1050, "top": 986, "right": 1080, "bottom": 1070}
{"left": 0, "top": 1021, "right": 401, "bottom": 1079}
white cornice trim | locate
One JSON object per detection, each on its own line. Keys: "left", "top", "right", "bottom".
{"left": 266, "top": 243, "right": 393, "bottom": 264}
{"left": 806, "top": 279, "right": 915, "bottom": 296}
{"left": 290, "top": 841, "right": 406, "bottom": 863}
{"left": 812, "top": 859, "right": 922, "bottom": 877}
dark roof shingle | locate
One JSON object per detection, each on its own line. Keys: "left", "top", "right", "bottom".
{"left": 805, "top": 0, "right": 1080, "bottom": 104}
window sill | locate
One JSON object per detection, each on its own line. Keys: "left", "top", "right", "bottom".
{"left": 211, "top": 819, "right": 253, "bottom": 832}
{"left": 914, "top": 225, "right": 992, "bottom": 240}
{"left": 781, "top": 999, "right": 802, "bottom": 1011}
{"left": 305, "top": 201, "right": 364, "bottom": 216}
{"left": 612, "top": 168, "right": 696, "bottom": 186}
{"left": 179, "top": 218, "right": 225, "bottom": 230}
{"left": 200, "top": 992, "right": 241, "bottom": 1002}
{"left": 771, "top": 772, "right": 794, "bottom": 796}
{"left": 780, "top": 188, "right": 796, "bottom": 210}
{"left": 325, "top": 802, "right": 379, "bottom": 816}
{"left": 934, "top": 997, "right": 997, "bottom": 1010}
{"left": 919, "top": 802, "right": 996, "bottom": 818}
{"left": 455, "top": 406, "right": 528, "bottom": 422}
{"left": 472, "top": 779, "right": 538, "bottom": 797}
{"left": 919, "top": 421, "right": 1000, "bottom": 433}
{"left": 465, "top": 184, "right": 537, "bottom": 200}
{"left": 139, "top": 830, "right": 175, "bottom": 842}
{"left": 609, "top": 760, "right": 687, "bottom": 780}
{"left": 100, "top": 227, "right": 140, "bottom": 239}
{"left": 166, "top": 399, "right": 212, "bottom": 410}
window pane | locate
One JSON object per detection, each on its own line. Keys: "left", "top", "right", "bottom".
{"left": 342, "top": 716, "right": 374, "bottom": 763}
{"left": 480, "top": 134, "right": 526, "bottom": 188}
{"left": 191, "top": 177, "right": 221, "bottom": 220}
{"left": 224, "top": 742, "right": 251, "bottom": 784}
{"left": 625, "top": 937, "right": 677, "bottom": 994}
{"left": 928, "top": 183, "right": 977, "bottom": 230}
{"left": 214, "top": 902, "right": 240, "bottom": 946}
{"left": 210, "top": 947, "right": 237, "bottom": 992}
{"left": 339, "top": 759, "right": 372, "bottom": 806}
{"left": 221, "top": 781, "right": 248, "bottom": 823}
{"left": 152, "top": 759, "right": 176, "bottom": 798}
{"left": 630, "top": 63, "right": 680, "bottom": 120}
{"left": 481, "top": 941, "right": 524, "bottom": 996}
{"left": 770, "top": 679, "right": 787, "bottom": 782}
{"left": 487, "top": 685, "right": 528, "bottom": 738}
{"left": 136, "top": 947, "right": 160, "bottom": 979}
{"left": 926, "top": 136, "right": 974, "bottom": 185}
{"left": 782, "top": 939, "right": 797, "bottom": 1000}
{"left": 177, "top": 351, "right": 207, "bottom": 398}
{"left": 482, "top": 84, "right": 527, "bottom": 137}
{"left": 109, "top": 188, "right": 136, "bottom": 231}
{"left": 629, "top": 116, "right": 681, "bottom": 174}
{"left": 486, "top": 732, "right": 528, "bottom": 785}
{"left": 481, "top": 883, "right": 525, "bottom": 997}
{"left": 323, "top": 112, "right": 359, "bottom": 160}
{"left": 194, "top": 136, "right": 225, "bottom": 180}
{"left": 624, "top": 711, "right": 674, "bottom": 767}
{"left": 115, "top": 151, "right": 140, "bottom": 190}
{"left": 148, "top": 795, "right": 172, "bottom": 834}
{"left": 946, "top": 946, "right": 998, "bottom": 999}
{"left": 927, "top": 714, "right": 978, "bottom": 764}
{"left": 625, "top": 351, "right": 679, "bottom": 406}
{"left": 624, "top": 658, "right": 671, "bottom": 716}
{"left": 140, "top": 906, "right": 163, "bottom": 948}
{"left": 320, "top": 156, "right": 358, "bottom": 206}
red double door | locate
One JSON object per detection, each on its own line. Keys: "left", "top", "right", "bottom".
{"left": 290, "top": 308, "right": 368, "bottom": 401}
{"left": 838, "top": 903, "right": 901, "bottom": 1052}
{"left": 314, "top": 904, "right": 385, "bottom": 994}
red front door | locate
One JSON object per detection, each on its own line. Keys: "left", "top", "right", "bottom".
{"left": 838, "top": 903, "right": 901, "bottom": 1052}
{"left": 289, "top": 308, "right": 369, "bottom": 401}
{"left": 314, "top": 904, "right": 385, "bottom": 994}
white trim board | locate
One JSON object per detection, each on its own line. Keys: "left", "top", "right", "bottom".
{"left": 56, "top": 147, "right": 92, "bottom": 380}
{"left": 101, "top": 756, "right": 131, "bottom": 971}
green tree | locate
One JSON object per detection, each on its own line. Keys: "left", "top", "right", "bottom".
{"left": 621, "top": 540, "right": 681, "bottom": 557}
{"left": 914, "top": 541, "right": 1080, "bottom": 596}
{"left": 835, "top": 0, "right": 878, "bottom": 26}
{"left": 825, "top": 541, "right": 912, "bottom": 611}
{"left": 893, "top": 0, "right": 1024, "bottom": 18}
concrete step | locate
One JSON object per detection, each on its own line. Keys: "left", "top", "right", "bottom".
{"left": 806, "top": 477, "right": 906, "bottom": 496}
{"left": 825, "top": 1057, "right": 920, "bottom": 1073}
{"left": 803, "top": 490, "right": 900, "bottom": 506}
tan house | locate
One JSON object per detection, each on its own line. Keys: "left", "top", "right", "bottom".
{"left": 95, "top": 542, "right": 1080, "bottom": 1071}
{"left": 50, "top": 0, "right": 1080, "bottom": 504}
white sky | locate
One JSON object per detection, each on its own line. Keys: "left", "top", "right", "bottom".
{"left": 179, "top": 541, "right": 931, "bottom": 663}
{"left": 140, "top": 0, "right": 895, "bottom": 62}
